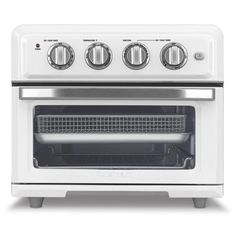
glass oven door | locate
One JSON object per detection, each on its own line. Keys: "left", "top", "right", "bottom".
{"left": 14, "top": 86, "right": 220, "bottom": 184}
{"left": 33, "top": 105, "right": 195, "bottom": 170}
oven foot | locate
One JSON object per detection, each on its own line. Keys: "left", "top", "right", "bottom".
{"left": 192, "top": 198, "right": 207, "bottom": 208}
{"left": 29, "top": 197, "right": 44, "bottom": 208}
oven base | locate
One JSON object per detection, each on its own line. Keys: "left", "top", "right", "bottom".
{"left": 12, "top": 184, "right": 223, "bottom": 208}
{"left": 27, "top": 197, "right": 208, "bottom": 208}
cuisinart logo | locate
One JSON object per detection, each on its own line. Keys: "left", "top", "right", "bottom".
{"left": 96, "top": 171, "right": 132, "bottom": 178}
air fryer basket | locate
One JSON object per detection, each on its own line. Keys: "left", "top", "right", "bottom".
{"left": 35, "top": 114, "right": 189, "bottom": 143}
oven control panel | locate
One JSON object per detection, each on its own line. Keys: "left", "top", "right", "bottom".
{"left": 12, "top": 25, "right": 223, "bottom": 82}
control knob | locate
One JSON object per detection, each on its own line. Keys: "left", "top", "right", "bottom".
{"left": 85, "top": 43, "right": 112, "bottom": 70}
{"left": 123, "top": 43, "right": 149, "bottom": 70}
{"left": 160, "top": 42, "right": 188, "bottom": 70}
{"left": 47, "top": 42, "right": 75, "bottom": 70}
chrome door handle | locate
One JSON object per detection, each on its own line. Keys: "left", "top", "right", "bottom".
{"left": 19, "top": 87, "right": 215, "bottom": 100}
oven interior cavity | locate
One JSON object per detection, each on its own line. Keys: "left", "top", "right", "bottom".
{"left": 33, "top": 106, "right": 195, "bottom": 169}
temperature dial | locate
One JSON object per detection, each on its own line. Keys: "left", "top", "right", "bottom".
{"left": 160, "top": 42, "right": 188, "bottom": 70}
{"left": 85, "top": 43, "right": 112, "bottom": 70}
{"left": 123, "top": 43, "right": 149, "bottom": 70}
{"left": 47, "top": 42, "right": 75, "bottom": 70}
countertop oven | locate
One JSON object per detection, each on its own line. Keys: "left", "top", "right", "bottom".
{"left": 12, "top": 25, "right": 224, "bottom": 208}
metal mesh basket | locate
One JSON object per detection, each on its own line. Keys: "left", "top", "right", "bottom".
{"left": 36, "top": 115, "right": 186, "bottom": 134}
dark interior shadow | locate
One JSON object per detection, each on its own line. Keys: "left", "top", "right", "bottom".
{"left": 9, "top": 192, "right": 228, "bottom": 211}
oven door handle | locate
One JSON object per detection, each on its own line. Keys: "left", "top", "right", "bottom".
{"left": 19, "top": 87, "right": 215, "bottom": 101}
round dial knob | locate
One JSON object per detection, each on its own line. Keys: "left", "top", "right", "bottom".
{"left": 123, "top": 43, "right": 149, "bottom": 70}
{"left": 85, "top": 43, "right": 112, "bottom": 70}
{"left": 47, "top": 42, "right": 75, "bottom": 70}
{"left": 160, "top": 42, "right": 188, "bottom": 70}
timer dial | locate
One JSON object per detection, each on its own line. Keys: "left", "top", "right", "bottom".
{"left": 47, "top": 42, "right": 75, "bottom": 70}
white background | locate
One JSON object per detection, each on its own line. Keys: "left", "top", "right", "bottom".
{"left": 0, "top": 0, "right": 235, "bottom": 235}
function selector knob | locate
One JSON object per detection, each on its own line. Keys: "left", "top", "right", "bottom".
{"left": 85, "top": 43, "right": 112, "bottom": 70}
{"left": 160, "top": 42, "right": 188, "bottom": 70}
{"left": 123, "top": 43, "right": 150, "bottom": 70}
{"left": 47, "top": 42, "right": 75, "bottom": 70}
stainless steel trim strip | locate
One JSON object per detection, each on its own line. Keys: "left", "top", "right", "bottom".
{"left": 19, "top": 87, "right": 215, "bottom": 100}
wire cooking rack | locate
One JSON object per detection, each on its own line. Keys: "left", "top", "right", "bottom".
{"left": 36, "top": 115, "right": 186, "bottom": 134}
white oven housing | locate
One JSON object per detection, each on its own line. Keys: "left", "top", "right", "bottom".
{"left": 11, "top": 25, "right": 224, "bottom": 208}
